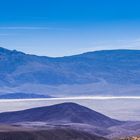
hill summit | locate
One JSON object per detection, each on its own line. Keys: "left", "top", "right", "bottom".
{"left": 0, "top": 102, "right": 121, "bottom": 127}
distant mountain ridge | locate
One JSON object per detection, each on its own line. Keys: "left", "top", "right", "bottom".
{"left": 0, "top": 47, "right": 140, "bottom": 96}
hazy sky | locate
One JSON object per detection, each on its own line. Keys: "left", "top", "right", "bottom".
{"left": 0, "top": 0, "right": 140, "bottom": 56}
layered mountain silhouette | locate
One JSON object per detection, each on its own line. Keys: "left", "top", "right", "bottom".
{"left": 0, "top": 47, "right": 140, "bottom": 96}
{"left": 0, "top": 103, "right": 139, "bottom": 139}
{"left": 0, "top": 102, "right": 121, "bottom": 127}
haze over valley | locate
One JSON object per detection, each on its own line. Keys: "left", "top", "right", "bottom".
{"left": 1, "top": 0, "right": 140, "bottom": 139}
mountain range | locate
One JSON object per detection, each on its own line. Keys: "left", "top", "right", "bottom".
{"left": 0, "top": 103, "right": 112, "bottom": 140}
{"left": 0, "top": 102, "right": 123, "bottom": 139}
{"left": 0, "top": 47, "right": 140, "bottom": 97}
{"left": 0, "top": 103, "right": 139, "bottom": 139}
{"left": 0, "top": 102, "right": 121, "bottom": 127}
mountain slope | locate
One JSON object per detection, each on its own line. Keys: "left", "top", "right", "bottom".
{"left": 0, "top": 93, "right": 51, "bottom": 99}
{"left": 0, "top": 127, "right": 107, "bottom": 140}
{"left": 0, "top": 47, "right": 140, "bottom": 96}
{"left": 0, "top": 102, "right": 121, "bottom": 127}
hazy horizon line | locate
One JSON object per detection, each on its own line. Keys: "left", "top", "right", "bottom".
{"left": 0, "top": 96, "right": 140, "bottom": 102}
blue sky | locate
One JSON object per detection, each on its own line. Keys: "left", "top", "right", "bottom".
{"left": 0, "top": 0, "right": 140, "bottom": 56}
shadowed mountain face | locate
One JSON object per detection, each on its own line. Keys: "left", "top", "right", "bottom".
{"left": 0, "top": 103, "right": 121, "bottom": 127}
{"left": 0, "top": 128, "right": 107, "bottom": 140}
{"left": 0, "top": 47, "right": 140, "bottom": 96}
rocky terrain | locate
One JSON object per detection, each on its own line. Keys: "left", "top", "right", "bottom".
{"left": 120, "top": 136, "right": 140, "bottom": 140}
